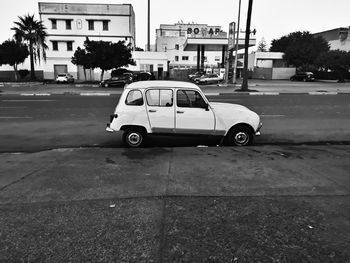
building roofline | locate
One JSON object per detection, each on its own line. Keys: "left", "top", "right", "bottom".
{"left": 38, "top": 2, "right": 132, "bottom": 7}
{"left": 313, "top": 27, "right": 349, "bottom": 35}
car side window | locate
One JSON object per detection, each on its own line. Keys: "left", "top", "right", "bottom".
{"left": 125, "top": 90, "right": 143, "bottom": 106}
{"left": 177, "top": 90, "right": 206, "bottom": 108}
{"left": 146, "top": 89, "right": 173, "bottom": 107}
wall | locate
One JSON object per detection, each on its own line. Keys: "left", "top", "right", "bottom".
{"left": 0, "top": 71, "right": 44, "bottom": 81}
{"left": 272, "top": 68, "right": 296, "bottom": 80}
{"left": 252, "top": 67, "right": 295, "bottom": 80}
{"left": 252, "top": 68, "right": 272, "bottom": 79}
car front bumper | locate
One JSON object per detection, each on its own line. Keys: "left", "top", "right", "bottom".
{"left": 255, "top": 122, "right": 263, "bottom": 136}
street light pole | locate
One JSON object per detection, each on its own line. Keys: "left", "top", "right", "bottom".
{"left": 147, "top": 0, "right": 150, "bottom": 51}
{"left": 241, "top": 0, "right": 253, "bottom": 91}
{"left": 233, "top": 0, "right": 241, "bottom": 84}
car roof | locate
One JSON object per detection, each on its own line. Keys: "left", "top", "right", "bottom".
{"left": 125, "top": 80, "right": 201, "bottom": 90}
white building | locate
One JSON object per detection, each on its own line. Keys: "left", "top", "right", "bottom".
{"left": 249, "top": 52, "right": 296, "bottom": 80}
{"left": 155, "top": 23, "right": 228, "bottom": 69}
{"left": 314, "top": 27, "right": 350, "bottom": 52}
{"left": 38, "top": 2, "right": 136, "bottom": 80}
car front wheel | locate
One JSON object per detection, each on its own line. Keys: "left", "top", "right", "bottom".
{"left": 123, "top": 128, "right": 146, "bottom": 148}
{"left": 226, "top": 125, "right": 253, "bottom": 146}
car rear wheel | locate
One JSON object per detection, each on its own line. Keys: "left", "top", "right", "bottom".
{"left": 226, "top": 125, "right": 253, "bottom": 146}
{"left": 123, "top": 128, "right": 146, "bottom": 148}
{"left": 104, "top": 83, "right": 109, "bottom": 88}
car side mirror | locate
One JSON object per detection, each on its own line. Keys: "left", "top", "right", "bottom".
{"left": 204, "top": 103, "right": 209, "bottom": 111}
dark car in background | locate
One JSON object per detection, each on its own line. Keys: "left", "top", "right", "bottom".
{"left": 133, "top": 71, "right": 155, "bottom": 81}
{"left": 100, "top": 73, "right": 134, "bottom": 87}
{"left": 290, "top": 72, "right": 315, "bottom": 82}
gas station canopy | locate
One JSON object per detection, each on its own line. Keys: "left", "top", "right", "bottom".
{"left": 183, "top": 37, "right": 256, "bottom": 51}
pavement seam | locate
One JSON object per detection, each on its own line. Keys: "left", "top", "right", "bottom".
{"left": 0, "top": 167, "right": 43, "bottom": 192}
{"left": 158, "top": 148, "right": 173, "bottom": 263}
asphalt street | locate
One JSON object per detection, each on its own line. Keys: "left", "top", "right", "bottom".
{"left": 0, "top": 93, "right": 350, "bottom": 152}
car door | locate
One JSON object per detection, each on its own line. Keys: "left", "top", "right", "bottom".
{"left": 175, "top": 89, "right": 215, "bottom": 134}
{"left": 145, "top": 89, "right": 175, "bottom": 133}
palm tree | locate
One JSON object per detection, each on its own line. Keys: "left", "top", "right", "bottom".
{"left": 11, "top": 14, "right": 48, "bottom": 80}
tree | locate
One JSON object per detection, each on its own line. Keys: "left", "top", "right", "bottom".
{"left": 11, "top": 14, "right": 48, "bottom": 80}
{"left": 257, "top": 37, "right": 267, "bottom": 52}
{"left": 71, "top": 47, "right": 93, "bottom": 81}
{"left": 316, "top": 50, "right": 350, "bottom": 82}
{"left": 0, "top": 40, "right": 29, "bottom": 81}
{"left": 76, "top": 39, "right": 135, "bottom": 81}
{"left": 270, "top": 31, "right": 329, "bottom": 71}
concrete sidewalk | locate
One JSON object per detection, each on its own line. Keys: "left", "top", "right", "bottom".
{"left": 1, "top": 80, "right": 350, "bottom": 96}
{"left": 1, "top": 145, "right": 350, "bottom": 262}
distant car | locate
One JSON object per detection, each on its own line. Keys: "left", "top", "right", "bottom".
{"left": 106, "top": 81, "right": 262, "bottom": 147}
{"left": 100, "top": 73, "right": 134, "bottom": 87}
{"left": 133, "top": 72, "right": 154, "bottom": 81}
{"left": 56, "top": 73, "right": 74, "bottom": 83}
{"left": 196, "top": 74, "right": 223, "bottom": 85}
{"left": 290, "top": 72, "right": 315, "bottom": 82}
{"left": 188, "top": 71, "right": 206, "bottom": 81}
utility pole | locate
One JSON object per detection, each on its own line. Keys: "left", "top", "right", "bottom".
{"left": 241, "top": 0, "right": 253, "bottom": 91}
{"left": 147, "top": 0, "right": 150, "bottom": 51}
{"left": 232, "top": 0, "right": 241, "bottom": 84}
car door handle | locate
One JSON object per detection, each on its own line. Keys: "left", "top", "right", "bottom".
{"left": 149, "top": 109, "right": 157, "bottom": 112}
{"left": 176, "top": 110, "right": 184, "bottom": 114}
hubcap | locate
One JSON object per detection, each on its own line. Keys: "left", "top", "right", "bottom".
{"left": 128, "top": 132, "right": 141, "bottom": 145}
{"left": 235, "top": 132, "right": 248, "bottom": 145}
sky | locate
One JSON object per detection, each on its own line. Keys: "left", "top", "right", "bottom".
{"left": 1, "top": 0, "right": 350, "bottom": 50}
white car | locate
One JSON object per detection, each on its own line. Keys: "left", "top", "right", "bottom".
{"left": 106, "top": 81, "right": 262, "bottom": 147}
{"left": 196, "top": 74, "right": 223, "bottom": 85}
{"left": 56, "top": 73, "right": 74, "bottom": 83}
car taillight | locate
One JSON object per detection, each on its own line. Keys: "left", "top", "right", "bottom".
{"left": 110, "top": 114, "right": 118, "bottom": 123}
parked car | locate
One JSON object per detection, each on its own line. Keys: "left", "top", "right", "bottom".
{"left": 106, "top": 81, "right": 262, "bottom": 147}
{"left": 196, "top": 74, "right": 223, "bottom": 85}
{"left": 100, "top": 73, "right": 134, "bottom": 87}
{"left": 133, "top": 71, "right": 155, "bottom": 81}
{"left": 56, "top": 73, "right": 74, "bottom": 83}
{"left": 290, "top": 72, "right": 315, "bottom": 82}
{"left": 188, "top": 71, "right": 206, "bottom": 81}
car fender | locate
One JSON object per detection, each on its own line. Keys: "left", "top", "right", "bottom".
{"left": 209, "top": 102, "right": 260, "bottom": 135}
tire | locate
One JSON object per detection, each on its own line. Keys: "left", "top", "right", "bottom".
{"left": 104, "top": 83, "right": 109, "bottom": 88}
{"left": 226, "top": 125, "right": 253, "bottom": 146}
{"left": 122, "top": 128, "right": 146, "bottom": 148}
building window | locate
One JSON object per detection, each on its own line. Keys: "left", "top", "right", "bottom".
{"left": 182, "top": 56, "right": 189, "bottom": 61}
{"left": 52, "top": 41, "right": 58, "bottom": 51}
{"left": 67, "top": 41, "right": 73, "bottom": 51}
{"left": 66, "top": 20, "right": 71, "bottom": 30}
{"left": 175, "top": 56, "right": 179, "bottom": 62}
{"left": 103, "top": 20, "right": 109, "bottom": 31}
{"left": 175, "top": 44, "right": 179, "bottom": 50}
{"left": 88, "top": 20, "right": 94, "bottom": 30}
{"left": 51, "top": 19, "right": 57, "bottom": 30}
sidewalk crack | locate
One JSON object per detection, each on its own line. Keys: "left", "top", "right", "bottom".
{"left": 158, "top": 148, "right": 173, "bottom": 263}
{"left": 0, "top": 167, "right": 42, "bottom": 192}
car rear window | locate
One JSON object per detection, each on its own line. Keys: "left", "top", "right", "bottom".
{"left": 125, "top": 90, "right": 143, "bottom": 106}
